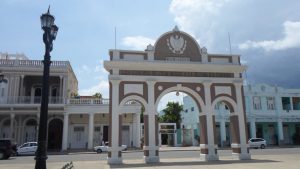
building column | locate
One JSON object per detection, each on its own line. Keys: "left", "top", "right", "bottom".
{"left": 220, "top": 119, "right": 227, "bottom": 147}
{"left": 62, "top": 113, "right": 69, "bottom": 151}
{"left": 132, "top": 113, "right": 140, "bottom": 147}
{"left": 250, "top": 118, "right": 256, "bottom": 138}
{"left": 277, "top": 119, "right": 284, "bottom": 145}
{"left": 62, "top": 76, "right": 67, "bottom": 101}
{"left": 107, "top": 80, "right": 122, "bottom": 164}
{"left": 19, "top": 75, "right": 24, "bottom": 97}
{"left": 17, "top": 116, "right": 22, "bottom": 144}
{"left": 36, "top": 112, "right": 40, "bottom": 141}
{"left": 88, "top": 113, "right": 94, "bottom": 149}
{"left": 232, "top": 83, "right": 251, "bottom": 160}
{"left": 59, "top": 76, "right": 64, "bottom": 103}
{"left": 143, "top": 81, "right": 159, "bottom": 163}
{"left": 200, "top": 82, "right": 218, "bottom": 161}
{"left": 10, "top": 113, "right": 15, "bottom": 139}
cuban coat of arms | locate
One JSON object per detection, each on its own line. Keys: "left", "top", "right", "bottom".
{"left": 167, "top": 34, "right": 187, "bottom": 54}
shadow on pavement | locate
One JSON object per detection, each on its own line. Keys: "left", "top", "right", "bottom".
{"left": 109, "top": 159, "right": 280, "bottom": 168}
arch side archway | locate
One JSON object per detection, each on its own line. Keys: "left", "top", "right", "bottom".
{"left": 211, "top": 96, "right": 237, "bottom": 113}
{"left": 211, "top": 95, "right": 246, "bottom": 157}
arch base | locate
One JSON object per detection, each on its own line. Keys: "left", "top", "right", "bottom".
{"left": 232, "top": 153, "right": 251, "bottom": 160}
{"left": 200, "top": 154, "right": 219, "bottom": 161}
{"left": 107, "top": 157, "right": 122, "bottom": 164}
{"left": 144, "top": 156, "right": 160, "bottom": 163}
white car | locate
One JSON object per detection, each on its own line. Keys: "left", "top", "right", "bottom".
{"left": 94, "top": 143, "right": 127, "bottom": 153}
{"left": 17, "top": 142, "right": 38, "bottom": 156}
{"left": 248, "top": 138, "right": 267, "bottom": 149}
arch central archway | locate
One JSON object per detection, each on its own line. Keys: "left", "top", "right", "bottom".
{"left": 105, "top": 27, "right": 250, "bottom": 164}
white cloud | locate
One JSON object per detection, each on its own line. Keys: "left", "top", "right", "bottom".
{"left": 239, "top": 21, "right": 300, "bottom": 51}
{"left": 78, "top": 65, "right": 92, "bottom": 74}
{"left": 122, "top": 36, "right": 155, "bottom": 50}
{"left": 79, "top": 80, "right": 109, "bottom": 98}
{"left": 169, "top": 0, "right": 231, "bottom": 47}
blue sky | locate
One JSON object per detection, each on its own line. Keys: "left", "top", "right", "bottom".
{"left": 1, "top": 0, "right": 300, "bottom": 104}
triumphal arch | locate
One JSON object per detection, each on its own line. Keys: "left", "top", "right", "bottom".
{"left": 104, "top": 26, "right": 251, "bottom": 164}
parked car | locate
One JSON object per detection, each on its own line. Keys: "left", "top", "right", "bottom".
{"left": 16, "top": 142, "right": 38, "bottom": 156}
{"left": 94, "top": 142, "right": 127, "bottom": 153}
{"left": 0, "top": 139, "right": 17, "bottom": 160}
{"left": 248, "top": 138, "right": 267, "bottom": 149}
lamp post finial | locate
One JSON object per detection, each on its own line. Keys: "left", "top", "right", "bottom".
{"left": 47, "top": 5, "right": 50, "bottom": 14}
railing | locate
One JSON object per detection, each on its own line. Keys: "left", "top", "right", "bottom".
{"left": 0, "top": 59, "right": 14, "bottom": 65}
{"left": 68, "top": 98, "right": 109, "bottom": 105}
{"left": 0, "top": 59, "right": 70, "bottom": 68}
{"left": 1, "top": 96, "right": 65, "bottom": 104}
{"left": 0, "top": 97, "right": 140, "bottom": 106}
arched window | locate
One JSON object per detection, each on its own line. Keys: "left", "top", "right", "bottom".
{"left": 34, "top": 87, "right": 42, "bottom": 103}
{"left": 50, "top": 86, "right": 59, "bottom": 103}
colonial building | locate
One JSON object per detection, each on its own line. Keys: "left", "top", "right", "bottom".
{"left": 180, "top": 84, "right": 300, "bottom": 146}
{"left": 0, "top": 52, "right": 141, "bottom": 151}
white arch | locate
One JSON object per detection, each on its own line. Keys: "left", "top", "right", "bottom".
{"left": 211, "top": 96, "right": 237, "bottom": 113}
{"left": 119, "top": 95, "right": 148, "bottom": 114}
{"left": 47, "top": 116, "right": 63, "bottom": 126}
{"left": 22, "top": 116, "right": 38, "bottom": 126}
{"left": 0, "top": 117, "right": 18, "bottom": 127}
{"left": 154, "top": 86, "right": 205, "bottom": 113}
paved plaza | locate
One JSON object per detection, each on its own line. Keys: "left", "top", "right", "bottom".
{"left": 0, "top": 147, "right": 299, "bottom": 169}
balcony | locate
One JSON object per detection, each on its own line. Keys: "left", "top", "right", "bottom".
{"left": 67, "top": 98, "right": 109, "bottom": 105}
{"left": 0, "top": 59, "right": 69, "bottom": 67}
{"left": 0, "top": 96, "right": 65, "bottom": 104}
{"left": 0, "top": 97, "right": 112, "bottom": 105}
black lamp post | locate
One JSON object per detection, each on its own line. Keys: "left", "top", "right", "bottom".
{"left": 35, "top": 6, "right": 58, "bottom": 169}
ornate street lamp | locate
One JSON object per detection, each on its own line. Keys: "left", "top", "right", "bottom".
{"left": 35, "top": 6, "right": 58, "bottom": 169}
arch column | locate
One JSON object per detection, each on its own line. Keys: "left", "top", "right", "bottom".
{"left": 231, "top": 83, "right": 251, "bottom": 160}
{"left": 144, "top": 80, "right": 159, "bottom": 163}
{"left": 200, "top": 82, "right": 218, "bottom": 161}
{"left": 107, "top": 80, "right": 122, "bottom": 164}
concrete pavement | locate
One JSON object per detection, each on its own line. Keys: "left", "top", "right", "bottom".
{"left": 1, "top": 153, "right": 300, "bottom": 169}
{"left": 1, "top": 147, "right": 300, "bottom": 169}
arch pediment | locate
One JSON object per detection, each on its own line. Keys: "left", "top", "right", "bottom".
{"left": 154, "top": 27, "right": 202, "bottom": 62}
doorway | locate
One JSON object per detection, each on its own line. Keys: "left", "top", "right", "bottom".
{"left": 48, "top": 118, "right": 63, "bottom": 150}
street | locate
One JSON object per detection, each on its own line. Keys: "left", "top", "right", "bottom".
{"left": 1, "top": 147, "right": 300, "bottom": 164}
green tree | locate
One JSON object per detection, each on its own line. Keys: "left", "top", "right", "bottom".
{"left": 93, "top": 92, "right": 102, "bottom": 98}
{"left": 160, "top": 102, "right": 183, "bottom": 129}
